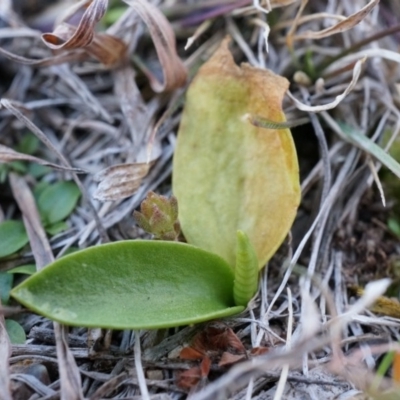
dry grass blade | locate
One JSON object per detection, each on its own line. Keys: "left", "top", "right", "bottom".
{"left": 9, "top": 173, "right": 84, "bottom": 400}
{"left": 270, "top": 0, "right": 299, "bottom": 8}
{"left": 0, "top": 314, "right": 12, "bottom": 400}
{"left": 287, "top": 58, "right": 365, "bottom": 112}
{"left": 123, "top": 0, "right": 187, "bottom": 92}
{"left": 293, "top": 0, "right": 379, "bottom": 40}
{"left": 113, "top": 64, "right": 148, "bottom": 151}
{"left": 0, "top": 144, "right": 85, "bottom": 173}
{"left": 0, "top": 45, "right": 88, "bottom": 67}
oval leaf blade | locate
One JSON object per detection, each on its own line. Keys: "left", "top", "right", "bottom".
{"left": 0, "top": 220, "right": 29, "bottom": 258}
{"left": 37, "top": 181, "right": 81, "bottom": 225}
{"left": 11, "top": 241, "right": 243, "bottom": 329}
{"left": 173, "top": 39, "right": 300, "bottom": 269}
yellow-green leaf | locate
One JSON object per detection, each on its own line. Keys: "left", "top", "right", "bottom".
{"left": 173, "top": 39, "right": 300, "bottom": 269}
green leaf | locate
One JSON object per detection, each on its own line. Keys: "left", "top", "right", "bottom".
{"left": 37, "top": 181, "right": 81, "bottom": 225}
{"left": 5, "top": 319, "right": 26, "bottom": 344}
{"left": 0, "top": 272, "right": 13, "bottom": 304}
{"left": 11, "top": 241, "right": 244, "bottom": 329}
{"left": 339, "top": 122, "right": 400, "bottom": 180}
{"left": 8, "top": 264, "right": 36, "bottom": 275}
{"left": 0, "top": 220, "right": 29, "bottom": 258}
{"left": 388, "top": 218, "right": 400, "bottom": 238}
{"left": 9, "top": 161, "right": 27, "bottom": 174}
{"left": 45, "top": 221, "right": 69, "bottom": 236}
{"left": 173, "top": 39, "right": 300, "bottom": 269}
{"left": 33, "top": 181, "right": 50, "bottom": 199}
{"left": 16, "top": 133, "right": 40, "bottom": 155}
{"left": 104, "top": 6, "right": 127, "bottom": 26}
{"left": 28, "top": 163, "right": 51, "bottom": 178}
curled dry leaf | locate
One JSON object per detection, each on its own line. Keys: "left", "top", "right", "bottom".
{"left": 122, "top": 0, "right": 187, "bottom": 92}
{"left": 41, "top": 0, "right": 127, "bottom": 67}
{"left": 173, "top": 38, "right": 300, "bottom": 269}
{"left": 93, "top": 162, "right": 152, "bottom": 201}
{"left": 44, "top": 23, "right": 127, "bottom": 67}
{"left": 293, "top": 0, "right": 379, "bottom": 41}
{"left": 42, "top": 0, "right": 108, "bottom": 50}
{"left": 93, "top": 137, "right": 161, "bottom": 201}
{"left": 0, "top": 144, "right": 85, "bottom": 173}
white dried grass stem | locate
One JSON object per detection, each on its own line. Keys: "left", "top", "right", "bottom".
{"left": 134, "top": 331, "right": 150, "bottom": 400}
{"left": 273, "top": 288, "right": 293, "bottom": 400}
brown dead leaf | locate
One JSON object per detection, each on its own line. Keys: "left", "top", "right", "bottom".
{"left": 218, "top": 352, "right": 246, "bottom": 367}
{"left": 122, "top": 0, "right": 187, "bottom": 92}
{"left": 175, "top": 357, "right": 211, "bottom": 391}
{"left": 43, "top": 22, "right": 127, "bottom": 66}
{"left": 293, "top": 0, "right": 379, "bottom": 41}
{"left": 42, "top": 0, "right": 108, "bottom": 50}
{"left": 250, "top": 346, "right": 270, "bottom": 356}
{"left": 176, "top": 366, "right": 202, "bottom": 390}
{"left": 180, "top": 347, "right": 204, "bottom": 360}
{"left": 200, "top": 356, "right": 211, "bottom": 378}
{"left": 93, "top": 163, "right": 152, "bottom": 201}
{"left": 393, "top": 352, "right": 400, "bottom": 383}
{"left": 192, "top": 325, "right": 246, "bottom": 355}
{"left": 0, "top": 144, "right": 85, "bottom": 173}
{"left": 41, "top": 0, "right": 127, "bottom": 67}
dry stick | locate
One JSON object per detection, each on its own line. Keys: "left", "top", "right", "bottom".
{"left": 9, "top": 174, "right": 84, "bottom": 400}
{"left": 273, "top": 288, "right": 293, "bottom": 400}
{"left": 0, "top": 99, "right": 109, "bottom": 244}
{"left": 134, "top": 331, "right": 150, "bottom": 400}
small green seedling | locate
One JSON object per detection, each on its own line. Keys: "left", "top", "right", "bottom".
{"left": 10, "top": 40, "right": 300, "bottom": 330}
{"left": 133, "top": 191, "right": 180, "bottom": 240}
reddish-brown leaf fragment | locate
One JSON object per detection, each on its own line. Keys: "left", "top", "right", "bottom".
{"left": 191, "top": 324, "right": 245, "bottom": 355}
{"left": 176, "top": 367, "right": 201, "bottom": 390}
{"left": 393, "top": 351, "right": 400, "bottom": 383}
{"left": 250, "top": 346, "right": 270, "bottom": 356}
{"left": 200, "top": 356, "right": 211, "bottom": 378}
{"left": 180, "top": 347, "right": 204, "bottom": 360}
{"left": 218, "top": 352, "right": 246, "bottom": 367}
